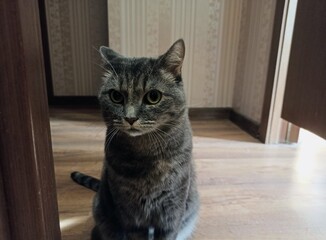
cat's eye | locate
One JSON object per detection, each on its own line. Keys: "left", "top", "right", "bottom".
{"left": 144, "top": 90, "right": 162, "bottom": 105}
{"left": 109, "top": 90, "right": 124, "bottom": 104}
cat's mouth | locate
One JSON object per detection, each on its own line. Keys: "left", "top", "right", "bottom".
{"left": 127, "top": 128, "right": 140, "bottom": 132}
{"left": 125, "top": 127, "right": 143, "bottom": 137}
{"left": 112, "top": 120, "right": 157, "bottom": 137}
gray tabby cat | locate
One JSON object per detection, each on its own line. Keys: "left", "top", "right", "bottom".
{"left": 75, "top": 39, "right": 199, "bottom": 240}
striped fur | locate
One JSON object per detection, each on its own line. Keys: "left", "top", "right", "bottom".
{"left": 75, "top": 39, "right": 199, "bottom": 239}
{"left": 71, "top": 171, "right": 100, "bottom": 192}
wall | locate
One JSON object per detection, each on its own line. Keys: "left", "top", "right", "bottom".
{"left": 108, "top": 0, "right": 242, "bottom": 107}
{"left": 233, "top": 0, "right": 277, "bottom": 123}
{"left": 45, "top": 0, "right": 108, "bottom": 96}
{"left": 45, "top": 0, "right": 277, "bottom": 121}
{"left": 109, "top": 0, "right": 277, "bottom": 117}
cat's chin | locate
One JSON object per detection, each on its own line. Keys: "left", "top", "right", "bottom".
{"left": 125, "top": 129, "right": 143, "bottom": 137}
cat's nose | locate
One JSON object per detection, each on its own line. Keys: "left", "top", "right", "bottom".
{"left": 125, "top": 117, "right": 139, "bottom": 125}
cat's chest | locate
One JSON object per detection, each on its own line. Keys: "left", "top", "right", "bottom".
{"left": 116, "top": 179, "right": 173, "bottom": 224}
{"left": 108, "top": 149, "right": 173, "bottom": 177}
{"left": 108, "top": 159, "right": 173, "bottom": 200}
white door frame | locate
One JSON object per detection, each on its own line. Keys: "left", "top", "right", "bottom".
{"left": 265, "top": 0, "right": 299, "bottom": 144}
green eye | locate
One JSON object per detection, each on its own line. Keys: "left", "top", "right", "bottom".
{"left": 109, "top": 90, "right": 124, "bottom": 104}
{"left": 144, "top": 90, "right": 162, "bottom": 105}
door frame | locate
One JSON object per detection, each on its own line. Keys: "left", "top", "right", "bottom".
{"left": 259, "top": 0, "right": 299, "bottom": 144}
{"left": 0, "top": 0, "right": 61, "bottom": 239}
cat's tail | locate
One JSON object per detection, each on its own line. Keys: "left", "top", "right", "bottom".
{"left": 70, "top": 171, "right": 100, "bottom": 192}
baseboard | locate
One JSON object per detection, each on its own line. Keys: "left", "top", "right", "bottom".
{"left": 48, "top": 99, "right": 232, "bottom": 120}
{"left": 229, "top": 110, "right": 260, "bottom": 139}
{"left": 188, "top": 108, "right": 231, "bottom": 120}
{"left": 48, "top": 99, "right": 259, "bottom": 140}
{"left": 48, "top": 96, "right": 99, "bottom": 107}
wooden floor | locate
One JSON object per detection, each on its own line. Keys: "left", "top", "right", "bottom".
{"left": 50, "top": 108, "right": 326, "bottom": 240}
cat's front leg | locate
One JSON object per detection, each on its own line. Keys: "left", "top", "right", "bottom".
{"left": 91, "top": 224, "right": 126, "bottom": 240}
{"left": 154, "top": 209, "right": 186, "bottom": 240}
{"left": 159, "top": 182, "right": 190, "bottom": 239}
{"left": 154, "top": 227, "right": 180, "bottom": 240}
{"left": 91, "top": 226, "right": 103, "bottom": 240}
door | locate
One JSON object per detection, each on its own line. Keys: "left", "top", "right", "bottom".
{"left": 0, "top": 0, "right": 61, "bottom": 239}
{"left": 281, "top": 0, "right": 326, "bottom": 139}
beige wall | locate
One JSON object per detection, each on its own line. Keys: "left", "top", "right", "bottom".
{"left": 109, "top": 0, "right": 277, "bottom": 121}
{"left": 46, "top": 0, "right": 277, "bottom": 123}
{"left": 46, "top": 0, "right": 108, "bottom": 96}
{"left": 108, "top": 0, "right": 242, "bottom": 107}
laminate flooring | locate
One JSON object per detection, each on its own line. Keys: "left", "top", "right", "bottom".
{"left": 50, "top": 108, "right": 326, "bottom": 240}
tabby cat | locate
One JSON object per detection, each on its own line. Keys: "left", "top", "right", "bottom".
{"left": 71, "top": 39, "right": 199, "bottom": 240}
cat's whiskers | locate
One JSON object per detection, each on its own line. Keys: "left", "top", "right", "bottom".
{"left": 141, "top": 122, "right": 155, "bottom": 130}
{"left": 157, "top": 128, "right": 179, "bottom": 145}
{"left": 105, "top": 129, "right": 119, "bottom": 151}
{"left": 104, "top": 128, "right": 117, "bottom": 144}
{"left": 123, "top": 61, "right": 126, "bottom": 79}
{"left": 153, "top": 130, "right": 166, "bottom": 146}
{"left": 105, "top": 59, "right": 119, "bottom": 79}
{"left": 94, "top": 61, "right": 109, "bottom": 73}
{"left": 83, "top": 122, "right": 106, "bottom": 134}
{"left": 147, "top": 131, "right": 158, "bottom": 154}
{"left": 143, "top": 120, "right": 156, "bottom": 124}
{"left": 152, "top": 131, "right": 166, "bottom": 156}
{"left": 154, "top": 127, "right": 168, "bottom": 135}
{"left": 92, "top": 61, "right": 107, "bottom": 75}
{"left": 113, "top": 119, "right": 123, "bottom": 126}
{"left": 92, "top": 45, "right": 101, "bottom": 54}
{"left": 146, "top": 132, "right": 157, "bottom": 154}
{"left": 102, "top": 117, "right": 123, "bottom": 128}
{"left": 160, "top": 122, "right": 184, "bottom": 134}
{"left": 158, "top": 121, "right": 184, "bottom": 134}
{"left": 93, "top": 61, "right": 119, "bottom": 83}
{"left": 155, "top": 124, "right": 185, "bottom": 147}
{"left": 104, "top": 127, "right": 119, "bottom": 151}
{"left": 148, "top": 132, "right": 161, "bottom": 152}
{"left": 151, "top": 132, "right": 164, "bottom": 156}
{"left": 92, "top": 45, "right": 119, "bottom": 82}
{"left": 93, "top": 126, "right": 107, "bottom": 138}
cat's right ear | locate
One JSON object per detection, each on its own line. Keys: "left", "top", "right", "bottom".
{"left": 99, "top": 46, "right": 123, "bottom": 63}
{"left": 158, "top": 39, "right": 185, "bottom": 76}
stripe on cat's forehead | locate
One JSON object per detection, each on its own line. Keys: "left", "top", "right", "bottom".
{"left": 119, "top": 61, "right": 154, "bottom": 93}
{"left": 120, "top": 70, "right": 146, "bottom": 91}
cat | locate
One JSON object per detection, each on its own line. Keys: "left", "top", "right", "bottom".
{"left": 71, "top": 39, "right": 199, "bottom": 240}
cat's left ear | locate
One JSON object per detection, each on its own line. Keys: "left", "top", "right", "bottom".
{"left": 99, "top": 46, "right": 123, "bottom": 63}
{"left": 159, "top": 39, "right": 185, "bottom": 76}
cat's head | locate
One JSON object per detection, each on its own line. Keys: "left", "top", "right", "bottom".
{"left": 98, "top": 39, "right": 187, "bottom": 137}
